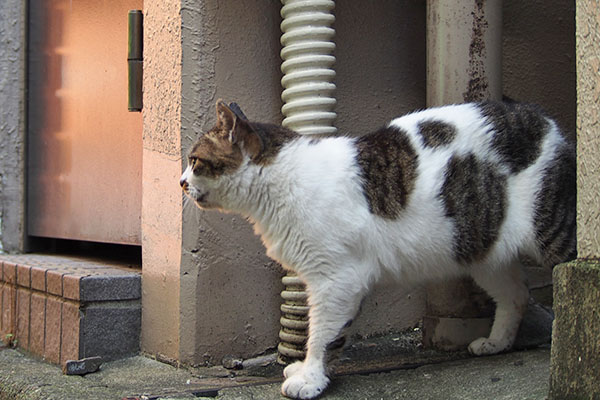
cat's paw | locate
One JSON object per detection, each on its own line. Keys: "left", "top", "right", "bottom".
{"left": 283, "top": 360, "right": 304, "bottom": 379}
{"left": 281, "top": 368, "right": 329, "bottom": 399}
{"left": 468, "top": 337, "right": 511, "bottom": 356}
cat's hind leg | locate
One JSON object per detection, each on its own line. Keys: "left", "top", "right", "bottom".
{"left": 281, "top": 274, "right": 364, "bottom": 399}
{"left": 467, "top": 260, "right": 529, "bottom": 356}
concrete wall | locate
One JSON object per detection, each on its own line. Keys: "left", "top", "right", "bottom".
{"left": 0, "top": 0, "right": 27, "bottom": 253}
{"left": 0, "top": 0, "right": 577, "bottom": 366}
{"left": 575, "top": 0, "right": 600, "bottom": 257}
{"left": 169, "top": 1, "right": 429, "bottom": 366}
{"left": 141, "top": 0, "right": 184, "bottom": 362}
{"left": 503, "top": 0, "right": 576, "bottom": 138}
{"left": 142, "top": 0, "right": 576, "bottom": 366}
{"left": 550, "top": 4, "right": 600, "bottom": 394}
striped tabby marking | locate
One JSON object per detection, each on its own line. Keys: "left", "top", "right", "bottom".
{"left": 479, "top": 102, "right": 548, "bottom": 173}
{"left": 417, "top": 120, "right": 457, "bottom": 148}
{"left": 440, "top": 153, "right": 507, "bottom": 263}
{"left": 356, "top": 127, "right": 418, "bottom": 219}
{"left": 534, "top": 144, "right": 577, "bottom": 265}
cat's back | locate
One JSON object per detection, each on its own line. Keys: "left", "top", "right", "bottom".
{"left": 354, "top": 101, "right": 575, "bottom": 268}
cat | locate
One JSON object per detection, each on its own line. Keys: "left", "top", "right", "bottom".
{"left": 180, "top": 99, "right": 575, "bottom": 399}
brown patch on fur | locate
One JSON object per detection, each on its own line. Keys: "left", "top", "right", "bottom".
{"left": 187, "top": 128, "right": 244, "bottom": 179}
{"left": 478, "top": 101, "right": 548, "bottom": 174}
{"left": 418, "top": 120, "right": 457, "bottom": 147}
{"left": 247, "top": 122, "right": 298, "bottom": 166}
{"left": 440, "top": 153, "right": 506, "bottom": 263}
{"left": 186, "top": 101, "right": 298, "bottom": 178}
{"left": 356, "top": 127, "right": 418, "bottom": 219}
{"left": 534, "top": 143, "right": 577, "bottom": 266}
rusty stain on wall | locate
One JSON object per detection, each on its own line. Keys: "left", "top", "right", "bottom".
{"left": 463, "top": 0, "right": 490, "bottom": 102}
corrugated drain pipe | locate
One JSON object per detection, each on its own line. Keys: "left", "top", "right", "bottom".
{"left": 277, "top": 0, "right": 337, "bottom": 365}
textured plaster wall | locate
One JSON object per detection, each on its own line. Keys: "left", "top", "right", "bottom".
{"left": 335, "top": 1, "right": 426, "bottom": 133}
{"left": 503, "top": 0, "right": 576, "bottom": 138}
{"left": 141, "top": 0, "right": 183, "bottom": 361}
{"left": 0, "top": 0, "right": 26, "bottom": 253}
{"left": 142, "top": 0, "right": 576, "bottom": 365}
{"left": 576, "top": 0, "right": 600, "bottom": 257}
{"left": 177, "top": 1, "right": 428, "bottom": 366}
{"left": 179, "top": 0, "right": 285, "bottom": 365}
{"left": 334, "top": 0, "right": 427, "bottom": 338}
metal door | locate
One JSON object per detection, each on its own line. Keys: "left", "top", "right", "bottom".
{"left": 28, "top": 0, "right": 143, "bottom": 245}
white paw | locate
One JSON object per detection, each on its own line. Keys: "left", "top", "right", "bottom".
{"left": 281, "top": 368, "right": 329, "bottom": 399}
{"left": 468, "top": 337, "right": 510, "bottom": 356}
{"left": 283, "top": 360, "right": 304, "bottom": 379}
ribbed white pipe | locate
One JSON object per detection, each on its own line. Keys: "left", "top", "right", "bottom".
{"left": 280, "top": 0, "right": 337, "bottom": 135}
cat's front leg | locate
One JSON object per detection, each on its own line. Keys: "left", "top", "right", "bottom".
{"left": 468, "top": 261, "right": 530, "bottom": 355}
{"left": 281, "top": 278, "right": 363, "bottom": 399}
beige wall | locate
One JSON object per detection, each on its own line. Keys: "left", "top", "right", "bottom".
{"left": 140, "top": 0, "right": 576, "bottom": 366}
{"left": 178, "top": 0, "right": 285, "bottom": 365}
{"left": 576, "top": 0, "right": 600, "bottom": 257}
{"left": 141, "top": 0, "right": 183, "bottom": 362}
{"left": 503, "top": 0, "right": 576, "bottom": 138}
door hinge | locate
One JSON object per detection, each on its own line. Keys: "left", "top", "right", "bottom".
{"left": 128, "top": 10, "right": 143, "bottom": 112}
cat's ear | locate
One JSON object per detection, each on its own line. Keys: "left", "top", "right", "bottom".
{"left": 230, "top": 118, "right": 265, "bottom": 160}
{"left": 215, "top": 99, "right": 263, "bottom": 159}
{"left": 215, "top": 99, "right": 236, "bottom": 134}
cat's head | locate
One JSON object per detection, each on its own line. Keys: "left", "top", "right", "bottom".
{"left": 180, "top": 100, "right": 263, "bottom": 209}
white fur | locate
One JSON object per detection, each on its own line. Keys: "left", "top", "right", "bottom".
{"left": 182, "top": 103, "right": 568, "bottom": 399}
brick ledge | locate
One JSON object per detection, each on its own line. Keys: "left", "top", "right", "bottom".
{"left": 0, "top": 254, "right": 141, "bottom": 366}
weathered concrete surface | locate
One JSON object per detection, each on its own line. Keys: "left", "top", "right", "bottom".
{"left": 218, "top": 350, "right": 550, "bottom": 400}
{"left": 0, "top": 0, "right": 26, "bottom": 253}
{"left": 0, "top": 336, "right": 551, "bottom": 400}
{"left": 550, "top": 261, "right": 600, "bottom": 399}
{"left": 174, "top": 0, "right": 429, "bottom": 366}
{"left": 576, "top": 0, "right": 600, "bottom": 258}
{"left": 141, "top": 0, "right": 184, "bottom": 363}
{"left": 503, "top": 0, "right": 576, "bottom": 137}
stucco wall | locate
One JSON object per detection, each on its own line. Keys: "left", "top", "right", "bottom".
{"left": 141, "top": 0, "right": 184, "bottom": 362}
{"left": 175, "top": 1, "right": 428, "bottom": 366}
{"left": 335, "top": 0, "right": 428, "bottom": 338}
{"left": 503, "top": 0, "right": 576, "bottom": 138}
{"left": 178, "top": 0, "right": 285, "bottom": 365}
{"left": 0, "top": 0, "right": 27, "bottom": 253}
{"left": 576, "top": 0, "right": 600, "bottom": 257}
{"left": 143, "top": 0, "right": 576, "bottom": 366}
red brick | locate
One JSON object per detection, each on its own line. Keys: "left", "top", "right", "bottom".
{"left": 30, "top": 266, "right": 47, "bottom": 292}
{"left": 0, "top": 283, "right": 3, "bottom": 336}
{"left": 60, "top": 302, "right": 81, "bottom": 364}
{"left": 62, "top": 274, "right": 83, "bottom": 301}
{"left": 1, "top": 285, "right": 16, "bottom": 342}
{"left": 44, "top": 297, "right": 62, "bottom": 364}
{"left": 17, "top": 264, "right": 31, "bottom": 288}
{"left": 3, "top": 261, "right": 16, "bottom": 284}
{"left": 46, "top": 269, "right": 64, "bottom": 296}
{"left": 29, "top": 293, "right": 46, "bottom": 357}
{"left": 16, "top": 289, "right": 31, "bottom": 350}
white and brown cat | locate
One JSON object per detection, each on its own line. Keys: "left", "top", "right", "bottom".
{"left": 180, "top": 99, "right": 575, "bottom": 399}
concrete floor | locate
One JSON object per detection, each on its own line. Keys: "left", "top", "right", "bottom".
{"left": 0, "top": 333, "right": 550, "bottom": 400}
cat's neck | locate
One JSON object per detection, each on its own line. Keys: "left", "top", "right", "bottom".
{"left": 216, "top": 140, "right": 296, "bottom": 222}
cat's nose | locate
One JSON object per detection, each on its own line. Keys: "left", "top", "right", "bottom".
{"left": 179, "top": 177, "right": 187, "bottom": 188}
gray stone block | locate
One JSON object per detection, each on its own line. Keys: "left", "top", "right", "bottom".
{"left": 80, "top": 274, "right": 141, "bottom": 302}
{"left": 80, "top": 303, "right": 141, "bottom": 361}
